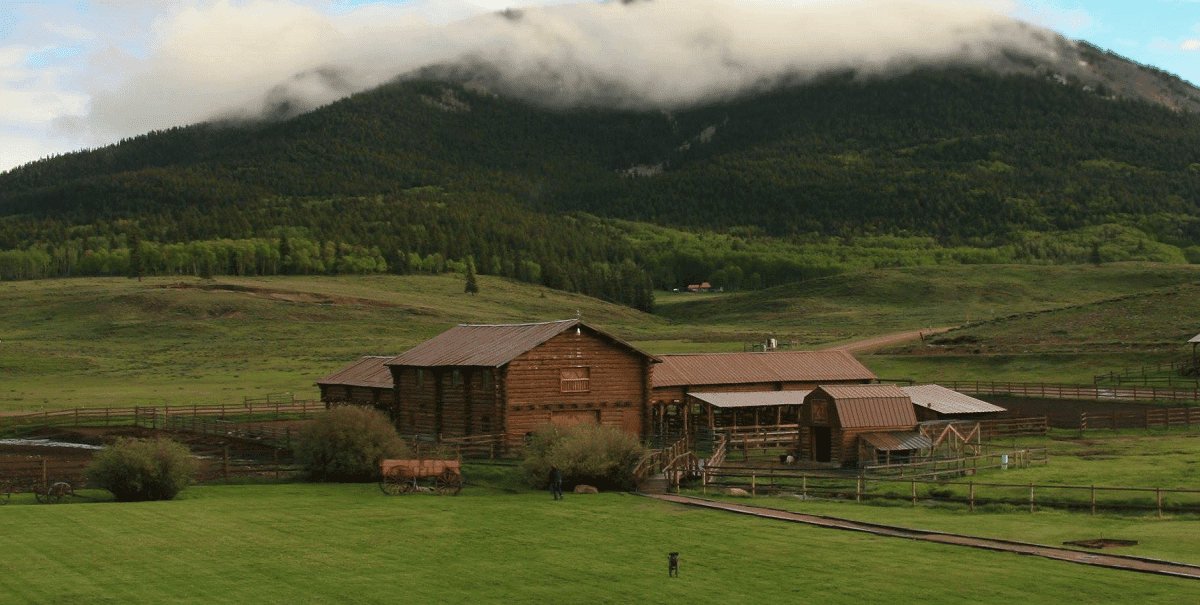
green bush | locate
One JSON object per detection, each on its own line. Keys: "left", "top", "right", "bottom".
{"left": 522, "top": 423, "right": 646, "bottom": 492}
{"left": 298, "top": 405, "right": 410, "bottom": 482}
{"left": 86, "top": 437, "right": 198, "bottom": 502}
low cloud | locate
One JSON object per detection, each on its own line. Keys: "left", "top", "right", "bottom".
{"left": 25, "top": 1, "right": 1080, "bottom": 148}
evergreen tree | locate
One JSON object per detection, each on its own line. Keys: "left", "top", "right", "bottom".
{"left": 464, "top": 257, "right": 480, "bottom": 295}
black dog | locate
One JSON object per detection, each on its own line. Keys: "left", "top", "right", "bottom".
{"left": 668, "top": 552, "right": 679, "bottom": 577}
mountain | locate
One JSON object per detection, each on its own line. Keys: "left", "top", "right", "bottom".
{"left": 1, "top": 47, "right": 1199, "bottom": 305}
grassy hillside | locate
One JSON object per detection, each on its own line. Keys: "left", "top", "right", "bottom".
{"left": 2, "top": 263, "right": 1197, "bottom": 412}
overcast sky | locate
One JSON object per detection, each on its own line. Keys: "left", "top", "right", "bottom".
{"left": 2, "top": 0, "right": 1198, "bottom": 174}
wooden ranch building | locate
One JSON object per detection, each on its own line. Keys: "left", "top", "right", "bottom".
{"left": 901, "top": 384, "right": 1006, "bottom": 422}
{"left": 650, "top": 350, "right": 877, "bottom": 438}
{"left": 382, "top": 320, "right": 657, "bottom": 445}
{"left": 801, "top": 384, "right": 925, "bottom": 467}
{"left": 315, "top": 356, "right": 395, "bottom": 409}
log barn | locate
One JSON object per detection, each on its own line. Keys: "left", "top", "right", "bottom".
{"left": 382, "top": 319, "right": 657, "bottom": 446}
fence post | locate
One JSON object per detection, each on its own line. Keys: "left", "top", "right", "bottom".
{"left": 1080, "top": 412, "right": 1086, "bottom": 437}
{"left": 969, "top": 482, "right": 975, "bottom": 512}
{"left": 1029, "top": 483, "right": 1035, "bottom": 514}
{"left": 1091, "top": 485, "right": 1096, "bottom": 516}
{"left": 857, "top": 473, "right": 863, "bottom": 503}
{"left": 802, "top": 475, "right": 807, "bottom": 499}
{"left": 1157, "top": 488, "right": 1162, "bottom": 518}
{"left": 751, "top": 473, "right": 756, "bottom": 497}
{"left": 911, "top": 480, "right": 917, "bottom": 506}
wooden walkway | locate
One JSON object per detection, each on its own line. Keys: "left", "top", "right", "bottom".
{"left": 644, "top": 493, "right": 1200, "bottom": 581}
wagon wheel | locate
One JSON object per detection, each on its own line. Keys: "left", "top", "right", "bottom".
{"left": 379, "top": 468, "right": 416, "bottom": 495}
{"left": 53, "top": 482, "right": 75, "bottom": 504}
{"left": 434, "top": 469, "right": 462, "bottom": 496}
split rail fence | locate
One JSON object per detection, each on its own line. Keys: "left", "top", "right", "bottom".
{"left": 0, "top": 400, "right": 327, "bottom": 434}
{"left": 698, "top": 465, "right": 1200, "bottom": 516}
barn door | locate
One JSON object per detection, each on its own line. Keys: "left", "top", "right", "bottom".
{"left": 813, "top": 426, "right": 832, "bottom": 463}
{"left": 552, "top": 410, "right": 600, "bottom": 427}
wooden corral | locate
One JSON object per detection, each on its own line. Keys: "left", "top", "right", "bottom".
{"left": 384, "top": 320, "right": 656, "bottom": 447}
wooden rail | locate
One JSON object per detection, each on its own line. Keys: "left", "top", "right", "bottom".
{"left": 0, "top": 401, "right": 326, "bottom": 433}
{"left": 942, "top": 380, "right": 1200, "bottom": 404}
{"left": 699, "top": 467, "right": 1200, "bottom": 516}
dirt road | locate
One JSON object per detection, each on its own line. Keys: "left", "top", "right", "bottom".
{"left": 823, "top": 327, "right": 954, "bottom": 353}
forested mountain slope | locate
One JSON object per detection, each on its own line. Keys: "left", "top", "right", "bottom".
{"left": 1, "top": 66, "right": 1198, "bottom": 304}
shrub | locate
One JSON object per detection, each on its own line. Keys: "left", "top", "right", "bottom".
{"left": 522, "top": 423, "right": 646, "bottom": 492}
{"left": 298, "top": 405, "right": 410, "bottom": 482}
{"left": 86, "top": 437, "right": 198, "bottom": 502}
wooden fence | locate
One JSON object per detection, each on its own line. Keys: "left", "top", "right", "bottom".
{"left": 0, "top": 401, "right": 327, "bottom": 433}
{"left": 699, "top": 467, "right": 1200, "bottom": 516}
{"left": 942, "top": 380, "right": 1200, "bottom": 404}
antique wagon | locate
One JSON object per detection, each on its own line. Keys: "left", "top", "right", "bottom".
{"left": 379, "top": 459, "right": 462, "bottom": 496}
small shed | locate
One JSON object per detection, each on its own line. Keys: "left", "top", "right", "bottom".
{"left": 1190, "top": 333, "right": 1200, "bottom": 365}
{"left": 801, "top": 384, "right": 921, "bottom": 467}
{"left": 901, "top": 384, "right": 1006, "bottom": 421}
{"left": 315, "top": 356, "right": 396, "bottom": 411}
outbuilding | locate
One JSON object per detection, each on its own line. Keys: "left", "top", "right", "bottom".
{"left": 801, "top": 384, "right": 924, "bottom": 467}
{"left": 315, "top": 356, "right": 395, "bottom": 410}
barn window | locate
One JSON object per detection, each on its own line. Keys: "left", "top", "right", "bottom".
{"left": 483, "top": 369, "right": 493, "bottom": 389}
{"left": 452, "top": 370, "right": 462, "bottom": 386}
{"left": 416, "top": 369, "right": 425, "bottom": 388}
{"left": 811, "top": 399, "right": 828, "bottom": 424}
{"left": 560, "top": 367, "right": 590, "bottom": 393}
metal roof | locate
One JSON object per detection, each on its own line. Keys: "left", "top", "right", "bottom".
{"left": 902, "top": 384, "right": 1006, "bottom": 415}
{"left": 386, "top": 319, "right": 656, "bottom": 368}
{"left": 687, "top": 390, "right": 813, "bottom": 409}
{"left": 315, "top": 356, "right": 395, "bottom": 388}
{"left": 652, "top": 350, "right": 876, "bottom": 388}
{"left": 860, "top": 431, "right": 933, "bottom": 451}
{"left": 812, "top": 384, "right": 917, "bottom": 429}
{"left": 1190, "top": 333, "right": 1200, "bottom": 344}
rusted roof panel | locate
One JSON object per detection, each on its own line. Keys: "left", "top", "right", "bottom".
{"left": 688, "top": 390, "right": 812, "bottom": 409}
{"left": 860, "top": 431, "right": 933, "bottom": 451}
{"left": 316, "top": 356, "right": 394, "bottom": 388}
{"left": 386, "top": 319, "right": 656, "bottom": 368}
{"left": 813, "top": 384, "right": 916, "bottom": 429}
{"left": 652, "top": 350, "right": 876, "bottom": 388}
{"left": 902, "top": 384, "right": 1006, "bottom": 415}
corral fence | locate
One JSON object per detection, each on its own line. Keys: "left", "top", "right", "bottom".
{"left": 0, "top": 445, "right": 303, "bottom": 490}
{"left": 697, "top": 469, "right": 1200, "bottom": 517}
{"left": 942, "top": 380, "right": 1200, "bottom": 405}
{"left": 0, "top": 399, "right": 327, "bottom": 436}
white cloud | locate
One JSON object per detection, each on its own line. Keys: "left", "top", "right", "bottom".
{"left": 1182, "top": 39, "right": 1200, "bottom": 51}
{"left": 3, "top": 0, "right": 1078, "bottom": 172}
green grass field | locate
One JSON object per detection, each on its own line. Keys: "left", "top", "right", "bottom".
{"left": 4, "top": 264, "right": 1200, "bottom": 603}
{"left": 2, "top": 262, "right": 1198, "bottom": 412}
{"left": 2, "top": 477, "right": 1198, "bottom": 604}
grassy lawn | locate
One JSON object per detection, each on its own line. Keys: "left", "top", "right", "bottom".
{"left": 2, "top": 479, "right": 1198, "bottom": 604}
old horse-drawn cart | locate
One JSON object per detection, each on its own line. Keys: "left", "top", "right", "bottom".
{"left": 379, "top": 459, "right": 462, "bottom": 496}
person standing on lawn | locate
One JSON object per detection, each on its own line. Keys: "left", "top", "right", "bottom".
{"left": 550, "top": 464, "right": 564, "bottom": 500}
